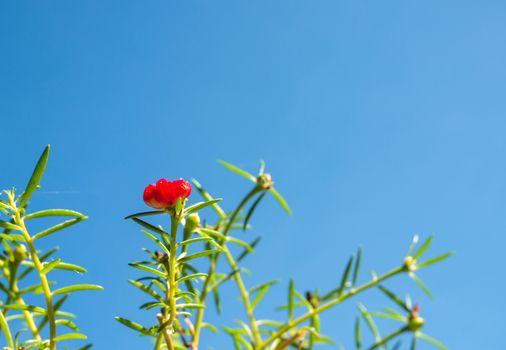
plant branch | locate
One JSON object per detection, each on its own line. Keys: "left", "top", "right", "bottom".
{"left": 192, "top": 186, "right": 260, "bottom": 348}
{"left": 258, "top": 266, "right": 405, "bottom": 349}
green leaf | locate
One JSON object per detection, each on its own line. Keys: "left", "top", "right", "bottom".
{"left": 52, "top": 284, "right": 103, "bottom": 296}
{"left": 413, "top": 236, "right": 433, "bottom": 259}
{"left": 128, "top": 263, "right": 166, "bottom": 279}
{"left": 408, "top": 273, "right": 432, "bottom": 298}
{"left": 176, "top": 273, "right": 207, "bottom": 284}
{"left": 139, "top": 230, "right": 170, "bottom": 256}
{"left": 212, "top": 281, "right": 221, "bottom": 314}
{"left": 352, "top": 247, "right": 362, "bottom": 287}
{"left": 288, "top": 279, "right": 294, "bottom": 322}
{"left": 38, "top": 295, "right": 69, "bottom": 332}
{"left": 125, "top": 210, "right": 166, "bottom": 220}
{"left": 417, "top": 252, "right": 453, "bottom": 268}
{"left": 128, "top": 280, "right": 163, "bottom": 301}
{"left": 377, "top": 285, "right": 410, "bottom": 312}
{"left": 199, "top": 227, "right": 226, "bottom": 241}
{"left": 76, "top": 345, "right": 93, "bottom": 350}
{"left": 217, "top": 160, "right": 256, "bottom": 182}
{"left": 249, "top": 280, "right": 278, "bottom": 294}
{"left": 410, "top": 336, "right": 417, "bottom": 350}
{"left": 177, "top": 249, "right": 219, "bottom": 264}
{"left": 55, "top": 262, "right": 87, "bottom": 274}
{"left": 55, "top": 319, "right": 79, "bottom": 331}
{"left": 407, "top": 235, "right": 419, "bottom": 257}
{"left": 417, "top": 332, "right": 447, "bottom": 350}
{"left": 269, "top": 187, "right": 292, "bottom": 216}
{"left": 190, "top": 179, "right": 227, "bottom": 219}
{"left": 0, "top": 220, "right": 21, "bottom": 231}
{"left": 32, "top": 218, "right": 85, "bottom": 240}
{"left": 176, "top": 303, "right": 204, "bottom": 309}
{"left": 114, "top": 317, "right": 154, "bottom": 336}
{"left": 0, "top": 233, "right": 25, "bottom": 242}
{"left": 251, "top": 284, "right": 270, "bottom": 309}
{"left": 338, "top": 256, "right": 354, "bottom": 296}
{"left": 184, "top": 199, "right": 222, "bottom": 216}
{"left": 41, "top": 259, "right": 61, "bottom": 274}
{"left": 227, "top": 236, "right": 253, "bottom": 253}
{"left": 19, "top": 145, "right": 50, "bottom": 209}
{"left": 3, "top": 304, "right": 46, "bottom": 314}
{"left": 237, "top": 237, "right": 261, "bottom": 263}
{"left": 131, "top": 218, "right": 168, "bottom": 236}
{"left": 54, "top": 333, "right": 86, "bottom": 341}
{"left": 177, "top": 237, "right": 213, "bottom": 247}
{"left": 243, "top": 192, "right": 267, "bottom": 230}
{"left": 355, "top": 316, "right": 361, "bottom": 350}
{"left": 369, "top": 311, "right": 406, "bottom": 323}
{"left": 357, "top": 304, "right": 380, "bottom": 342}
{"left": 294, "top": 291, "right": 314, "bottom": 311}
{"left": 24, "top": 209, "right": 86, "bottom": 220}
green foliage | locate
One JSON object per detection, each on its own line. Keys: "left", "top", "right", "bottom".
{"left": 1, "top": 148, "right": 451, "bottom": 350}
{"left": 0, "top": 146, "right": 102, "bottom": 350}
{"left": 118, "top": 159, "right": 451, "bottom": 350}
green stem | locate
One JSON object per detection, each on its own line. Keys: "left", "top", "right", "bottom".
{"left": 153, "top": 331, "right": 163, "bottom": 350}
{"left": 367, "top": 326, "right": 409, "bottom": 350}
{"left": 0, "top": 308, "right": 13, "bottom": 349}
{"left": 222, "top": 245, "right": 261, "bottom": 345}
{"left": 192, "top": 187, "right": 261, "bottom": 348}
{"left": 258, "top": 266, "right": 405, "bottom": 349}
{"left": 4, "top": 263, "right": 41, "bottom": 341}
{"left": 168, "top": 214, "right": 179, "bottom": 326}
{"left": 14, "top": 210, "right": 57, "bottom": 350}
{"left": 159, "top": 212, "right": 180, "bottom": 350}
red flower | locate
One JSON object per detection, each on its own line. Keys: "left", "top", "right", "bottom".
{"left": 143, "top": 178, "right": 192, "bottom": 209}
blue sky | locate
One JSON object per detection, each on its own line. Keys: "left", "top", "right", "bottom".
{"left": 1, "top": 1, "right": 505, "bottom": 349}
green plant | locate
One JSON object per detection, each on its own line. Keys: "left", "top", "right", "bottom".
{"left": 0, "top": 146, "right": 103, "bottom": 350}
{"left": 117, "top": 160, "right": 452, "bottom": 350}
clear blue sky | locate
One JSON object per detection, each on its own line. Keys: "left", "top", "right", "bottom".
{"left": 1, "top": 1, "right": 504, "bottom": 349}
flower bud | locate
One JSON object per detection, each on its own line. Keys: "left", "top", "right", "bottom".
{"left": 408, "top": 315, "right": 424, "bottom": 331}
{"left": 13, "top": 245, "right": 27, "bottom": 263}
{"left": 403, "top": 256, "right": 416, "bottom": 271}
{"left": 185, "top": 213, "right": 200, "bottom": 234}
{"left": 256, "top": 173, "right": 272, "bottom": 189}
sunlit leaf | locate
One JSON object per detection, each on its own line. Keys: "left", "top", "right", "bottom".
{"left": 217, "top": 160, "right": 256, "bottom": 182}
{"left": 288, "top": 279, "right": 294, "bottom": 322}
{"left": 124, "top": 210, "right": 165, "bottom": 220}
{"left": 377, "top": 285, "right": 410, "bottom": 312}
{"left": 417, "top": 332, "right": 447, "bottom": 350}
{"left": 25, "top": 209, "right": 86, "bottom": 220}
{"left": 355, "top": 316, "right": 361, "bottom": 350}
{"left": 357, "top": 304, "right": 380, "bottom": 342}
{"left": 114, "top": 317, "right": 154, "bottom": 336}
{"left": 52, "top": 284, "right": 103, "bottom": 296}
{"left": 32, "top": 218, "right": 85, "bottom": 240}
{"left": 413, "top": 236, "right": 433, "bottom": 259}
{"left": 54, "top": 333, "right": 87, "bottom": 341}
{"left": 131, "top": 218, "right": 168, "bottom": 236}
{"left": 19, "top": 145, "right": 50, "bottom": 209}
{"left": 417, "top": 252, "right": 453, "bottom": 269}
{"left": 128, "top": 280, "right": 163, "bottom": 301}
{"left": 129, "top": 263, "right": 166, "bottom": 279}
{"left": 243, "top": 192, "right": 267, "bottom": 230}
{"left": 352, "top": 247, "right": 362, "bottom": 287}
{"left": 269, "top": 187, "right": 292, "bottom": 216}
{"left": 408, "top": 273, "right": 432, "bottom": 298}
{"left": 190, "top": 179, "right": 227, "bottom": 219}
{"left": 0, "top": 220, "right": 21, "bottom": 231}
{"left": 184, "top": 199, "right": 222, "bottom": 216}
{"left": 176, "top": 273, "right": 207, "bottom": 284}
